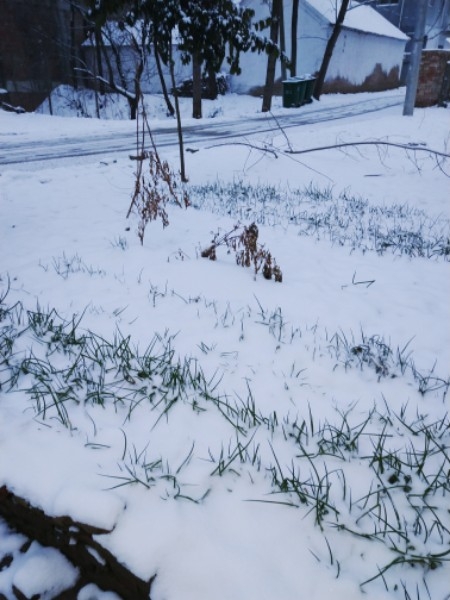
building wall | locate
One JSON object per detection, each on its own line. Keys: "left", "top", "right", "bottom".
{"left": 323, "top": 29, "right": 405, "bottom": 93}
{"left": 415, "top": 48, "right": 450, "bottom": 106}
{"left": 231, "top": 0, "right": 406, "bottom": 94}
{"left": 0, "top": 0, "right": 85, "bottom": 110}
{"left": 0, "top": 0, "right": 410, "bottom": 110}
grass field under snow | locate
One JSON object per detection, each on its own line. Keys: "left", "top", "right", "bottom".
{"left": 0, "top": 90, "right": 449, "bottom": 600}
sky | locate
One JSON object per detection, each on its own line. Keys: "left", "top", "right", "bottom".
{"left": 0, "top": 87, "right": 449, "bottom": 600}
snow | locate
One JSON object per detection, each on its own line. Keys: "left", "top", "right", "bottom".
{"left": 308, "top": 0, "right": 409, "bottom": 40}
{"left": 53, "top": 487, "right": 125, "bottom": 531}
{"left": 0, "top": 88, "right": 449, "bottom": 600}
{"left": 12, "top": 545, "right": 78, "bottom": 599}
{"left": 78, "top": 585, "right": 121, "bottom": 600}
{"left": 0, "top": 522, "right": 78, "bottom": 598}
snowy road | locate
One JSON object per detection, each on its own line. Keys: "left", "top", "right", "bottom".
{"left": 0, "top": 92, "right": 404, "bottom": 165}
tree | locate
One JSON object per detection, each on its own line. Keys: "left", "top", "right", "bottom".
{"left": 87, "top": 0, "right": 272, "bottom": 178}
{"left": 153, "top": 38, "right": 175, "bottom": 117}
{"left": 176, "top": 0, "right": 265, "bottom": 119}
{"left": 89, "top": 0, "right": 268, "bottom": 118}
{"left": 87, "top": 0, "right": 178, "bottom": 115}
{"left": 279, "top": 0, "right": 287, "bottom": 81}
{"left": 290, "top": 0, "right": 299, "bottom": 77}
{"left": 96, "top": 18, "right": 151, "bottom": 120}
{"left": 313, "top": 0, "right": 351, "bottom": 100}
{"left": 140, "top": 0, "right": 181, "bottom": 117}
{"left": 262, "top": 0, "right": 282, "bottom": 113}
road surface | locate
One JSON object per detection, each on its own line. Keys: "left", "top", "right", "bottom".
{"left": 0, "top": 92, "right": 404, "bottom": 166}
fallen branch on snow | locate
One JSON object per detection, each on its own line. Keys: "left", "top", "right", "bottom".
{"left": 205, "top": 140, "right": 450, "bottom": 160}
{"left": 286, "top": 140, "right": 450, "bottom": 159}
{"left": 0, "top": 485, "right": 155, "bottom": 599}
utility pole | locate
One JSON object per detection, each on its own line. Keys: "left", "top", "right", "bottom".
{"left": 403, "top": 0, "right": 428, "bottom": 116}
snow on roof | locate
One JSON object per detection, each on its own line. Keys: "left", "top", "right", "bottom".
{"left": 307, "top": 0, "right": 409, "bottom": 41}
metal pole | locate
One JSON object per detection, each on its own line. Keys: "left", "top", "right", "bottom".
{"left": 403, "top": 0, "right": 428, "bottom": 116}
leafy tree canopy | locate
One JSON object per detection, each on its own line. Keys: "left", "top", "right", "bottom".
{"left": 87, "top": 0, "right": 271, "bottom": 75}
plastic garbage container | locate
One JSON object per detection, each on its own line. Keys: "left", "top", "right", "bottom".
{"left": 303, "top": 76, "right": 316, "bottom": 104}
{"left": 282, "top": 79, "right": 301, "bottom": 108}
{"left": 283, "top": 76, "right": 316, "bottom": 107}
{"left": 293, "top": 77, "right": 308, "bottom": 106}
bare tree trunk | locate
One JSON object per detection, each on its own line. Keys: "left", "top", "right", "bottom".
{"left": 192, "top": 50, "right": 202, "bottom": 119}
{"left": 0, "top": 485, "right": 155, "bottom": 599}
{"left": 206, "top": 64, "right": 218, "bottom": 100}
{"left": 99, "top": 39, "right": 114, "bottom": 86}
{"left": 69, "top": 3, "right": 78, "bottom": 89}
{"left": 129, "top": 97, "right": 138, "bottom": 120}
{"left": 154, "top": 40, "right": 175, "bottom": 116}
{"left": 290, "top": 0, "right": 299, "bottom": 76}
{"left": 169, "top": 47, "right": 187, "bottom": 182}
{"left": 128, "top": 28, "right": 146, "bottom": 121}
{"left": 94, "top": 26, "right": 106, "bottom": 94}
{"left": 313, "top": 0, "right": 350, "bottom": 100}
{"left": 262, "top": 0, "right": 282, "bottom": 113}
{"left": 47, "top": 74, "right": 53, "bottom": 115}
{"left": 99, "top": 25, "right": 139, "bottom": 120}
{"left": 280, "top": 0, "right": 287, "bottom": 82}
{"left": 128, "top": 58, "right": 144, "bottom": 120}
{"left": 93, "top": 26, "right": 109, "bottom": 118}
{"left": 93, "top": 88, "right": 100, "bottom": 118}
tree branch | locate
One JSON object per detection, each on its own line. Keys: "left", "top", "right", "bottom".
{"left": 204, "top": 139, "right": 333, "bottom": 180}
{"left": 74, "top": 67, "right": 136, "bottom": 101}
{"left": 0, "top": 485, "right": 155, "bottom": 599}
{"left": 286, "top": 141, "right": 450, "bottom": 159}
{"left": 205, "top": 140, "right": 279, "bottom": 158}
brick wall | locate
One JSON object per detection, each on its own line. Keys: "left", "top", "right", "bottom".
{"left": 415, "top": 49, "right": 450, "bottom": 107}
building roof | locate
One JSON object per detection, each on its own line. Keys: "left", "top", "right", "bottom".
{"left": 307, "top": 0, "right": 409, "bottom": 41}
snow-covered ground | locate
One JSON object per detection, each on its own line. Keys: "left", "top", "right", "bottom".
{"left": 0, "top": 88, "right": 449, "bottom": 600}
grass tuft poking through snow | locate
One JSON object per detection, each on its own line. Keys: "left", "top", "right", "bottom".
{"left": 1, "top": 92, "right": 449, "bottom": 600}
{"left": 1, "top": 285, "right": 449, "bottom": 598}
{"left": 191, "top": 181, "right": 450, "bottom": 259}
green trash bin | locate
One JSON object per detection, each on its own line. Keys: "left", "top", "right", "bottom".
{"left": 282, "top": 79, "right": 301, "bottom": 108}
{"left": 283, "top": 77, "right": 316, "bottom": 108}
{"left": 293, "top": 77, "right": 308, "bottom": 106}
{"left": 303, "top": 76, "right": 316, "bottom": 104}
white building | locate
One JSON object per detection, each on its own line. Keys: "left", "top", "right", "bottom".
{"left": 231, "top": 0, "right": 409, "bottom": 94}
{"left": 82, "top": 1, "right": 409, "bottom": 98}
